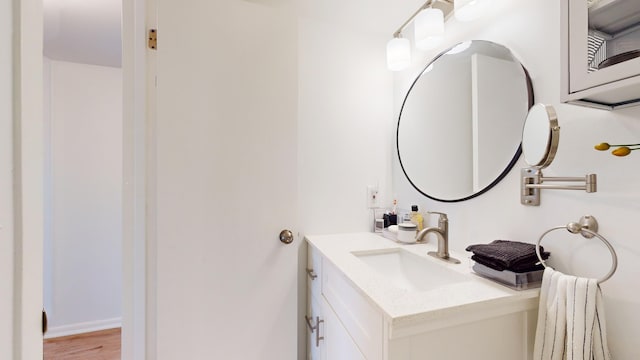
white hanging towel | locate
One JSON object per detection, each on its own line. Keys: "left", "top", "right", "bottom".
{"left": 533, "top": 267, "right": 612, "bottom": 360}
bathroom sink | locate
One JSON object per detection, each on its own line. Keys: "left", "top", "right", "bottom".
{"left": 352, "top": 248, "right": 469, "bottom": 292}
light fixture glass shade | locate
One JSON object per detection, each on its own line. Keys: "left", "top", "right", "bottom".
{"left": 454, "top": 0, "right": 490, "bottom": 22}
{"left": 387, "top": 37, "right": 411, "bottom": 71}
{"left": 414, "top": 8, "right": 444, "bottom": 50}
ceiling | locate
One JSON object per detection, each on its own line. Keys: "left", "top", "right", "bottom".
{"left": 43, "top": 0, "right": 122, "bottom": 68}
{"left": 42, "top": 0, "right": 425, "bottom": 68}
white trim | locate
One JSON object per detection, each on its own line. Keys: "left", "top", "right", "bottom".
{"left": 44, "top": 318, "right": 122, "bottom": 340}
{"left": 14, "top": 0, "right": 44, "bottom": 358}
{"left": 1, "top": 0, "right": 15, "bottom": 356}
{"left": 144, "top": 0, "right": 157, "bottom": 357}
{"left": 122, "top": 0, "right": 150, "bottom": 358}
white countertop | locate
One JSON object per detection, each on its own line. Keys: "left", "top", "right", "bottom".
{"left": 306, "top": 232, "right": 540, "bottom": 336}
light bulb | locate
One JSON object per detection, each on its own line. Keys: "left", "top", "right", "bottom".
{"left": 414, "top": 8, "right": 444, "bottom": 51}
{"left": 454, "top": 0, "right": 490, "bottom": 22}
{"left": 386, "top": 37, "right": 411, "bottom": 71}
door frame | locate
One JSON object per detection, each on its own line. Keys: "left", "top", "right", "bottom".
{"left": 13, "top": 0, "right": 44, "bottom": 358}
{"left": 122, "top": 0, "right": 152, "bottom": 357}
{"left": 13, "top": 0, "right": 150, "bottom": 358}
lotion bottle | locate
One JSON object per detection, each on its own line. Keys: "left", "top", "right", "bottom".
{"left": 410, "top": 205, "right": 424, "bottom": 231}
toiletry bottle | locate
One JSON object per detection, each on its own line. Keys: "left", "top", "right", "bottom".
{"left": 389, "top": 199, "right": 398, "bottom": 225}
{"left": 410, "top": 205, "right": 424, "bottom": 231}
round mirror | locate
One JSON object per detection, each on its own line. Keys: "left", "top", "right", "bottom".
{"left": 521, "top": 104, "right": 559, "bottom": 169}
{"left": 397, "top": 40, "right": 533, "bottom": 202}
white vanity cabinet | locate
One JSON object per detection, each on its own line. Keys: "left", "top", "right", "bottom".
{"left": 306, "top": 245, "right": 367, "bottom": 360}
{"left": 305, "top": 245, "right": 324, "bottom": 359}
{"left": 321, "top": 296, "right": 367, "bottom": 360}
{"left": 305, "top": 294, "right": 324, "bottom": 360}
{"left": 306, "top": 233, "right": 540, "bottom": 360}
{"left": 561, "top": 0, "right": 640, "bottom": 109}
{"left": 322, "top": 258, "right": 382, "bottom": 360}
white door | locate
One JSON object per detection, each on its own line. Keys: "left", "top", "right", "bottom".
{"left": 152, "top": 0, "right": 299, "bottom": 358}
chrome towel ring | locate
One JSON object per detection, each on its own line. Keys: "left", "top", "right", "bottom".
{"left": 535, "top": 215, "right": 618, "bottom": 284}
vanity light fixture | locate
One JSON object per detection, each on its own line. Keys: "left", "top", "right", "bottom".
{"left": 414, "top": 7, "right": 445, "bottom": 50}
{"left": 387, "top": 37, "right": 412, "bottom": 71}
{"left": 387, "top": 0, "right": 489, "bottom": 71}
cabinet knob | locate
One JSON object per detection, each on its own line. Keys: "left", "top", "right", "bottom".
{"left": 306, "top": 268, "right": 318, "bottom": 280}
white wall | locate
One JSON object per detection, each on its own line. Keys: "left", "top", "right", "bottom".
{"left": 0, "top": 0, "right": 14, "bottom": 356}
{"left": 392, "top": 1, "right": 640, "bottom": 358}
{"left": 298, "top": 17, "right": 394, "bottom": 236}
{"left": 43, "top": 59, "right": 123, "bottom": 337}
{"left": 297, "top": 15, "right": 394, "bottom": 360}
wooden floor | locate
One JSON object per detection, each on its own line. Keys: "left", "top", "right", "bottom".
{"left": 44, "top": 328, "right": 121, "bottom": 360}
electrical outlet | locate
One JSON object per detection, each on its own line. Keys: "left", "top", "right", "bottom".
{"left": 367, "top": 185, "right": 379, "bottom": 208}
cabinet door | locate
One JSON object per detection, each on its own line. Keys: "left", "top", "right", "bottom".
{"left": 307, "top": 245, "right": 322, "bottom": 297}
{"left": 563, "top": 0, "right": 640, "bottom": 107}
{"left": 307, "top": 294, "right": 324, "bottom": 360}
{"left": 322, "top": 297, "right": 367, "bottom": 360}
{"left": 322, "top": 257, "right": 383, "bottom": 360}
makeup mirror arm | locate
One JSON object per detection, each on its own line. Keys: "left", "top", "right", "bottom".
{"left": 521, "top": 169, "right": 597, "bottom": 206}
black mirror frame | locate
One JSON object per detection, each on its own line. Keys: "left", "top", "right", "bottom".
{"left": 396, "top": 41, "right": 534, "bottom": 202}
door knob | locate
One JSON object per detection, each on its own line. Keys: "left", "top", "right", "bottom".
{"left": 279, "top": 229, "right": 294, "bottom": 244}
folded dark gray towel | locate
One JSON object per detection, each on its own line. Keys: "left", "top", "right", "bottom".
{"left": 471, "top": 254, "right": 547, "bottom": 273}
{"left": 466, "top": 240, "right": 550, "bottom": 272}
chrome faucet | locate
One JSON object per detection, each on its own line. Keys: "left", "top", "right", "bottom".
{"left": 415, "top": 212, "right": 461, "bottom": 264}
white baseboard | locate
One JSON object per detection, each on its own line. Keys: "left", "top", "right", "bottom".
{"left": 44, "top": 317, "right": 122, "bottom": 339}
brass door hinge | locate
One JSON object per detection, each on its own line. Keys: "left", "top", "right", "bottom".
{"left": 148, "top": 29, "right": 157, "bottom": 50}
{"left": 42, "top": 308, "right": 48, "bottom": 334}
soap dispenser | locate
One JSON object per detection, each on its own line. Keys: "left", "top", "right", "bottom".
{"left": 410, "top": 205, "right": 424, "bottom": 231}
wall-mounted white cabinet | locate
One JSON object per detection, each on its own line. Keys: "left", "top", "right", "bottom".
{"left": 561, "top": 0, "right": 640, "bottom": 109}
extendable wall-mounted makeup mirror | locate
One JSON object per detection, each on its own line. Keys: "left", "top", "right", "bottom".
{"left": 522, "top": 104, "right": 559, "bottom": 169}
{"left": 520, "top": 104, "right": 597, "bottom": 206}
